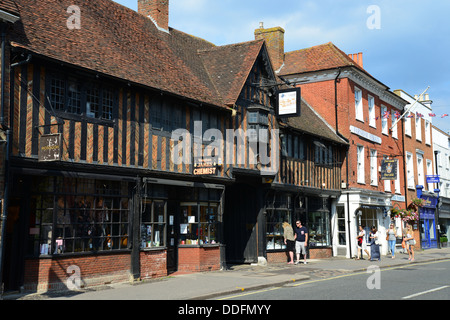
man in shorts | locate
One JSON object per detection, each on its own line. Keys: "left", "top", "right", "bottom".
{"left": 294, "top": 220, "right": 308, "bottom": 264}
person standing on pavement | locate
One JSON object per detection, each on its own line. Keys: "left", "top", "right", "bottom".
{"left": 283, "top": 222, "right": 295, "bottom": 264}
{"left": 404, "top": 223, "right": 415, "bottom": 262}
{"left": 356, "top": 225, "right": 370, "bottom": 260}
{"left": 294, "top": 220, "right": 308, "bottom": 265}
{"left": 387, "top": 223, "right": 397, "bottom": 259}
{"left": 369, "top": 226, "right": 381, "bottom": 261}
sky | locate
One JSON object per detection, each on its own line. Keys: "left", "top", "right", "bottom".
{"left": 114, "top": 0, "right": 450, "bottom": 134}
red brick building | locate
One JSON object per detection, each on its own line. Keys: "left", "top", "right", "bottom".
{"left": 256, "top": 25, "right": 409, "bottom": 258}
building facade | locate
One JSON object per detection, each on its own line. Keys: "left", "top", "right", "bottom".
{"left": 0, "top": 0, "right": 350, "bottom": 294}
{"left": 265, "top": 34, "right": 409, "bottom": 258}
{"left": 432, "top": 125, "right": 450, "bottom": 247}
{"left": 394, "top": 90, "right": 437, "bottom": 249}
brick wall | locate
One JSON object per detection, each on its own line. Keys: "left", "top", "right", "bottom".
{"left": 140, "top": 249, "right": 168, "bottom": 280}
{"left": 267, "top": 248, "right": 332, "bottom": 264}
{"left": 23, "top": 253, "right": 131, "bottom": 293}
{"left": 177, "top": 246, "right": 221, "bottom": 274}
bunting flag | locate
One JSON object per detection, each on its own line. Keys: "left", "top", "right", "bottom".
{"left": 372, "top": 112, "right": 449, "bottom": 120}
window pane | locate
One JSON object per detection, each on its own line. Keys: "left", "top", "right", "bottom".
{"left": 50, "top": 76, "right": 65, "bottom": 111}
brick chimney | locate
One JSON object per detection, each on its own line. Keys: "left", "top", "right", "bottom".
{"left": 138, "top": 0, "right": 169, "bottom": 32}
{"left": 255, "top": 22, "right": 285, "bottom": 72}
{"left": 348, "top": 52, "right": 363, "bottom": 68}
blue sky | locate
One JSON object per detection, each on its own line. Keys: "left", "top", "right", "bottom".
{"left": 114, "top": 0, "right": 450, "bottom": 134}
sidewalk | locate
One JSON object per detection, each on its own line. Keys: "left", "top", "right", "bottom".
{"left": 6, "top": 247, "right": 450, "bottom": 300}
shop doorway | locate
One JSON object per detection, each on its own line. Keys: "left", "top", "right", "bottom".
{"left": 2, "top": 198, "right": 27, "bottom": 292}
{"left": 421, "top": 217, "right": 438, "bottom": 249}
{"left": 224, "top": 182, "right": 263, "bottom": 264}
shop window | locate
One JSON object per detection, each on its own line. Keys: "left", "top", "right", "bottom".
{"left": 265, "top": 193, "right": 292, "bottom": 251}
{"left": 141, "top": 200, "right": 166, "bottom": 248}
{"left": 28, "top": 176, "right": 130, "bottom": 256}
{"left": 178, "top": 187, "right": 221, "bottom": 246}
{"left": 337, "top": 206, "right": 346, "bottom": 246}
{"left": 308, "top": 197, "right": 331, "bottom": 247}
{"left": 179, "top": 202, "right": 218, "bottom": 245}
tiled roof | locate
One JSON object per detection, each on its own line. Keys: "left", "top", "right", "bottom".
{"left": 199, "top": 40, "right": 265, "bottom": 106}
{"left": 279, "top": 42, "right": 364, "bottom": 76}
{"left": 7, "top": 0, "right": 265, "bottom": 110}
{"left": 0, "top": 0, "right": 19, "bottom": 16}
{"left": 284, "top": 98, "right": 348, "bottom": 145}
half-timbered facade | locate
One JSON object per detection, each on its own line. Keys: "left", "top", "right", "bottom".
{"left": 0, "top": 0, "right": 348, "bottom": 294}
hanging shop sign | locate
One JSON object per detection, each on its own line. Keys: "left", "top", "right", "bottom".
{"left": 38, "top": 133, "right": 62, "bottom": 162}
{"left": 193, "top": 157, "right": 220, "bottom": 176}
{"left": 381, "top": 159, "right": 397, "bottom": 180}
{"left": 276, "top": 87, "right": 301, "bottom": 118}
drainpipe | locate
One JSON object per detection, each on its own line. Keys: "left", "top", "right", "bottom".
{"left": 334, "top": 68, "right": 352, "bottom": 258}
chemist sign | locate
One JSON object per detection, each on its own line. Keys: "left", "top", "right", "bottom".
{"left": 39, "top": 134, "right": 62, "bottom": 162}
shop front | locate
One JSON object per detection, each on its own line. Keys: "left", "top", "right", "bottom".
{"left": 417, "top": 190, "right": 439, "bottom": 249}
{"left": 140, "top": 178, "right": 225, "bottom": 276}
{"left": 264, "top": 188, "right": 338, "bottom": 263}
{"left": 439, "top": 197, "right": 450, "bottom": 248}
{"left": 4, "top": 170, "right": 137, "bottom": 292}
{"left": 339, "top": 190, "right": 392, "bottom": 259}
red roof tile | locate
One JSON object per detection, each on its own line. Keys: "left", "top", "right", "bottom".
{"left": 279, "top": 42, "right": 365, "bottom": 76}
{"left": 8, "top": 0, "right": 266, "bottom": 110}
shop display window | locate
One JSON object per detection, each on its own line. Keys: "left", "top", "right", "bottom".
{"left": 141, "top": 200, "right": 166, "bottom": 248}
{"left": 178, "top": 202, "right": 218, "bottom": 245}
{"left": 266, "top": 209, "right": 290, "bottom": 250}
{"left": 265, "top": 193, "right": 292, "bottom": 251}
{"left": 28, "top": 176, "right": 130, "bottom": 256}
{"left": 308, "top": 197, "right": 331, "bottom": 247}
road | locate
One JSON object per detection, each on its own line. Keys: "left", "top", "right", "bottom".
{"left": 215, "top": 260, "right": 450, "bottom": 300}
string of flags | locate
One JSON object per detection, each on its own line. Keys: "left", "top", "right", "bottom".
{"left": 376, "top": 112, "right": 449, "bottom": 120}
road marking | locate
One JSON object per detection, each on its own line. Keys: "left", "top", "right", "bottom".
{"left": 402, "top": 286, "right": 449, "bottom": 300}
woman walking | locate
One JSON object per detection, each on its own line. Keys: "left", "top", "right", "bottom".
{"left": 387, "top": 223, "right": 397, "bottom": 259}
{"left": 356, "top": 225, "right": 370, "bottom": 260}
{"left": 404, "top": 224, "right": 415, "bottom": 262}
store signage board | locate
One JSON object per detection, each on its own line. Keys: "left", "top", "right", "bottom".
{"left": 350, "top": 126, "right": 382, "bottom": 144}
{"left": 193, "top": 157, "right": 219, "bottom": 176}
{"left": 426, "top": 175, "right": 440, "bottom": 184}
{"left": 276, "top": 88, "right": 301, "bottom": 118}
{"left": 381, "top": 159, "right": 397, "bottom": 180}
{"left": 38, "top": 133, "right": 62, "bottom": 162}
